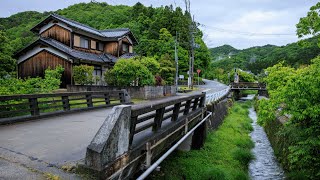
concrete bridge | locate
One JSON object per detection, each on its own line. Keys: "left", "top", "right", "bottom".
{"left": 230, "top": 82, "right": 268, "bottom": 97}
{"left": 0, "top": 81, "right": 231, "bottom": 179}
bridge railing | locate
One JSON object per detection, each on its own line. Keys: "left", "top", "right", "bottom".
{"left": 205, "top": 88, "right": 230, "bottom": 104}
{"left": 230, "top": 82, "right": 266, "bottom": 89}
{"left": 129, "top": 92, "right": 206, "bottom": 146}
{"left": 85, "top": 92, "right": 206, "bottom": 178}
{"left": 0, "top": 90, "right": 130, "bottom": 124}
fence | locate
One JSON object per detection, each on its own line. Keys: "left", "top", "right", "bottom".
{"left": 205, "top": 88, "right": 230, "bottom": 104}
{"left": 0, "top": 90, "right": 130, "bottom": 125}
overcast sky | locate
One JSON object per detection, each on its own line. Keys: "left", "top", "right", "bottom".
{"left": 0, "top": 0, "right": 318, "bottom": 49}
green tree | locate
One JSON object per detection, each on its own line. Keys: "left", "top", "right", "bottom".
{"left": 296, "top": 2, "right": 320, "bottom": 47}
{"left": 0, "top": 31, "right": 15, "bottom": 77}
{"left": 159, "top": 54, "right": 176, "bottom": 85}
{"left": 104, "top": 58, "right": 154, "bottom": 86}
{"left": 139, "top": 56, "right": 160, "bottom": 75}
{"left": 257, "top": 58, "right": 320, "bottom": 179}
{"left": 73, "top": 65, "right": 94, "bottom": 85}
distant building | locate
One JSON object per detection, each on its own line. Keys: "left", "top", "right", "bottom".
{"left": 15, "top": 14, "right": 138, "bottom": 87}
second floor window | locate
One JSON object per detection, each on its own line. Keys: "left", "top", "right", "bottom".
{"left": 122, "top": 44, "right": 129, "bottom": 53}
{"left": 80, "top": 37, "right": 89, "bottom": 49}
{"left": 97, "top": 42, "right": 104, "bottom": 51}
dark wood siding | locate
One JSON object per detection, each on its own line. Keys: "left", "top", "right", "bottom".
{"left": 74, "top": 47, "right": 102, "bottom": 54}
{"left": 105, "top": 42, "right": 119, "bottom": 57}
{"left": 40, "top": 25, "right": 71, "bottom": 46}
{"left": 18, "top": 50, "right": 72, "bottom": 88}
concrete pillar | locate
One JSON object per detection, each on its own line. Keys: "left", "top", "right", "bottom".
{"left": 177, "top": 132, "right": 194, "bottom": 151}
{"left": 85, "top": 105, "right": 132, "bottom": 171}
{"left": 191, "top": 122, "right": 207, "bottom": 149}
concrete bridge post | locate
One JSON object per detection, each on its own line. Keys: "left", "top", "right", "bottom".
{"left": 85, "top": 105, "right": 132, "bottom": 171}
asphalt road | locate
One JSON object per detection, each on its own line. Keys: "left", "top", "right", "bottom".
{"left": 0, "top": 108, "right": 112, "bottom": 179}
{"left": 197, "top": 79, "right": 229, "bottom": 94}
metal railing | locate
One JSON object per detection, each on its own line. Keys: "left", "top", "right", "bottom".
{"left": 205, "top": 88, "right": 230, "bottom": 104}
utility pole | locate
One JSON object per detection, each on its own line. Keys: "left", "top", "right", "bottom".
{"left": 184, "top": 0, "right": 195, "bottom": 89}
{"left": 175, "top": 31, "right": 179, "bottom": 90}
{"left": 190, "top": 15, "right": 195, "bottom": 90}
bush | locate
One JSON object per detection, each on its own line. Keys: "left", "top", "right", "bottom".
{"left": 104, "top": 58, "right": 155, "bottom": 86}
{"left": 0, "top": 65, "right": 64, "bottom": 95}
{"left": 257, "top": 57, "right": 320, "bottom": 179}
{"left": 140, "top": 56, "right": 160, "bottom": 75}
{"left": 73, "top": 65, "right": 94, "bottom": 85}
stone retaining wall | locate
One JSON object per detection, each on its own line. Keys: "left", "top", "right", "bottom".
{"left": 67, "top": 85, "right": 176, "bottom": 100}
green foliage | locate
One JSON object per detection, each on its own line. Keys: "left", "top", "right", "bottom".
{"left": 207, "top": 36, "right": 320, "bottom": 81}
{"left": 104, "top": 58, "right": 154, "bottom": 86}
{"left": 257, "top": 57, "right": 320, "bottom": 179}
{"left": 0, "top": 66, "right": 64, "bottom": 95}
{"left": 0, "top": 30, "right": 16, "bottom": 77}
{"left": 159, "top": 54, "right": 176, "bottom": 85}
{"left": 73, "top": 65, "right": 94, "bottom": 85}
{"left": 296, "top": 2, "right": 320, "bottom": 47}
{"left": 139, "top": 56, "right": 160, "bottom": 75}
{"left": 151, "top": 101, "right": 254, "bottom": 180}
{"left": 43, "top": 65, "right": 65, "bottom": 92}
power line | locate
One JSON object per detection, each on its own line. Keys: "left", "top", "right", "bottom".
{"left": 201, "top": 24, "right": 296, "bottom": 36}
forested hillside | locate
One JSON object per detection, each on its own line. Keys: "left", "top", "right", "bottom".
{"left": 206, "top": 36, "right": 320, "bottom": 82}
{"left": 0, "top": 2, "right": 210, "bottom": 77}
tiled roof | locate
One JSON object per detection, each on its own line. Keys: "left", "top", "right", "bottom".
{"left": 41, "top": 37, "right": 117, "bottom": 63}
{"left": 15, "top": 37, "right": 117, "bottom": 64}
{"left": 119, "top": 53, "right": 138, "bottom": 59}
{"left": 99, "top": 28, "right": 130, "bottom": 38}
{"left": 33, "top": 14, "right": 133, "bottom": 40}
{"left": 50, "top": 14, "right": 103, "bottom": 37}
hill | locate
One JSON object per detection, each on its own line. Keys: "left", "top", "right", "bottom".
{"left": 208, "top": 36, "right": 320, "bottom": 75}
{"left": 0, "top": 2, "right": 211, "bottom": 76}
{"left": 210, "top": 44, "right": 239, "bottom": 60}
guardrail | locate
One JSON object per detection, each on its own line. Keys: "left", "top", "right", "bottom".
{"left": 205, "top": 88, "right": 230, "bottom": 104}
{"left": 85, "top": 92, "right": 206, "bottom": 178}
{"left": 0, "top": 90, "right": 130, "bottom": 125}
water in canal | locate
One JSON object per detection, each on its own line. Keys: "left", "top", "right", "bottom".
{"left": 248, "top": 106, "right": 285, "bottom": 180}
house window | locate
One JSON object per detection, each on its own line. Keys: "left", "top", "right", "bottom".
{"left": 122, "top": 43, "right": 129, "bottom": 53}
{"left": 74, "top": 35, "right": 80, "bottom": 47}
{"left": 80, "top": 37, "right": 89, "bottom": 49}
{"left": 93, "top": 66, "right": 102, "bottom": 85}
{"left": 97, "top": 42, "right": 104, "bottom": 51}
{"left": 91, "top": 40, "right": 96, "bottom": 49}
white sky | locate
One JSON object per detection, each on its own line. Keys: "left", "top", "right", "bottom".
{"left": 0, "top": 0, "right": 318, "bottom": 49}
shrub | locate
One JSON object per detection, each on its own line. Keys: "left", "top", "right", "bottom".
{"left": 104, "top": 58, "right": 155, "bottom": 86}
{"left": 0, "top": 65, "right": 64, "bottom": 95}
{"left": 140, "top": 56, "right": 160, "bottom": 75}
{"left": 73, "top": 65, "right": 94, "bottom": 85}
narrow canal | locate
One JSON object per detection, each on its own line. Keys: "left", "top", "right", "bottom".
{"left": 248, "top": 105, "right": 285, "bottom": 180}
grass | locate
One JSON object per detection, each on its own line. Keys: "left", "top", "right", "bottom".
{"left": 44, "top": 173, "right": 61, "bottom": 180}
{"left": 150, "top": 101, "right": 254, "bottom": 180}
{"left": 178, "top": 86, "right": 199, "bottom": 91}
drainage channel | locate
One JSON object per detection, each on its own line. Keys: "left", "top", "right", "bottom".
{"left": 248, "top": 106, "right": 285, "bottom": 180}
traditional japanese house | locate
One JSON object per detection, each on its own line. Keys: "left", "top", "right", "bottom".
{"left": 15, "top": 13, "right": 138, "bottom": 87}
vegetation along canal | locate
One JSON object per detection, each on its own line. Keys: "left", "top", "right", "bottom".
{"left": 150, "top": 95, "right": 286, "bottom": 179}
